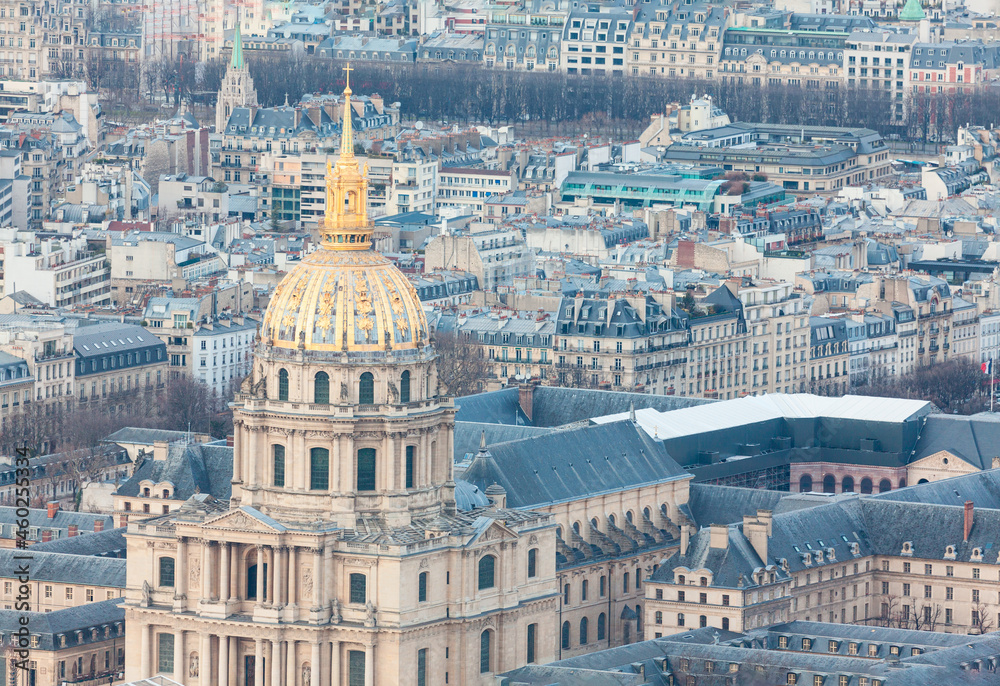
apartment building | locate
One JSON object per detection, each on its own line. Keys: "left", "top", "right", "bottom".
{"left": 438, "top": 167, "right": 515, "bottom": 215}
{"left": 861, "top": 274, "right": 954, "bottom": 369}
{"left": 808, "top": 316, "right": 850, "bottom": 396}
{"left": 0, "top": 316, "right": 75, "bottom": 416}
{"left": 845, "top": 31, "right": 914, "bottom": 123}
{"left": 738, "top": 280, "right": 811, "bottom": 395}
{"left": 0, "top": 0, "right": 89, "bottom": 80}
{"left": 0, "top": 548, "right": 123, "bottom": 612}
{"left": 0, "top": 349, "right": 31, "bottom": 428}
{"left": 678, "top": 285, "right": 749, "bottom": 399}
{"left": 1, "top": 234, "right": 110, "bottom": 307}
{"left": 909, "top": 42, "right": 987, "bottom": 94}
{"left": 156, "top": 173, "right": 229, "bottom": 223}
{"left": 483, "top": 1, "right": 565, "bottom": 71}
{"left": 720, "top": 26, "right": 845, "bottom": 93}
{"left": 554, "top": 294, "right": 687, "bottom": 393}
{"left": 108, "top": 232, "right": 203, "bottom": 305}
{"left": 455, "top": 312, "right": 556, "bottom": 385}
{"left": 192, "top": 317, "right": 255, "bottom": 396}
{"left": 561, "top": 2, "right": 631, "bottom": 76}
{"left": 385, "top": 155, "right": 437, "bottom": 215}
{"left": 630, "top": 3, "right": 726, "bottom": 80}
{"left": 0, "top": 129, "right": 61, "bottom": 227}
{"left": 73, "top": 322, "right": 168, "bottom": 412}
{"left": 645, "top": 480, "right": 1000, "bottom": 639}
{"left": 844, "top": 312, "right": 899, "bottom": 386}
{"left": 424, "top": 225, "right": 533, "bottom": 291}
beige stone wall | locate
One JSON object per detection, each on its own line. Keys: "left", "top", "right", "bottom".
{"left": 906, "top": 451, "right": 980, "bottom": 487}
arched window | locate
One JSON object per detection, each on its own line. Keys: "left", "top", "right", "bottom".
{"left": 278, "top": 368, "right": 289, "bottom": 401}
{"left": 842, "top": 476, "right": 854, "bottom": 493}
{"left": 480, "top": 630, "right": 492, "bottom": 673}
{"left": 310, "top": 447, "right": 329, "bottom": 490}
{"left": 527, "top": 548, "right": 538, "bottom": 578}
{"left": 579, "top": 617, "right": 589, "bottom": 645}
{"left": 418, "top": 571, "right": 427, "bottom": 602}
{"left": 860, "top": 477, "right": 873, "bottom": 494}
{"left": 597, "top": 613, "right": 607, "bottom": 640}
{"left": 273, "top": 445, "right": 285, "bottom": 487}
{"left": 356, "top": 448, "right": 376, "bottom": 491}
{"left": 799, "top": 474, "right": 813, "bottom": 492}
{"left": 478, "top": 555, "right": 496, "bottom": 590}
{"left": 822, "top": 474, "right": 836, "bottom": 493}
{"left": 878, "top": 478, "right": 892, "bottom": 493}
{"left": 898, "top": 478, "right": 906, "bottom": 488}
{"left": 918, "top": 478, "right": 928, "bottom": 485}
{"left": 359, "top": 372, "right": 374, "bottom": 404}
{"left": 561, "top": 621, "right": 570, "bottom": 649}
{"left": 314, "top": 372, "right": 329, "bottom": 404}
{"left": 349, "top": 573, "right": 366, "bottom": 603}
{"left": 159, "top": 557, "right": 175, "bottom": 587}
{"left": 400, "top": 371, "right": 410, "bottom": 403}
{"left": 405, "top": 446, "right": 415, "bottom": 489}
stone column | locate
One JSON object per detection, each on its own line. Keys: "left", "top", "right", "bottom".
{"left": 201, "top": 634, "right": 212, "bottom": 686}
{"left": 286, "top": 640, "right": 297, "bottom": 686}
{"left": 288, "top": 546, "right": 298, "bottom": 609}
{"left": 256, "top": 545, "right": 266, "bottom": 606}
{"left": 175, "top": 537, "right": 187, "bottom": 604}
{"left": 220, "top": 541, "right": 231, "bottom": 604}
{"left": 232, "top": 423, "right": 243, "bottom": 484}
{"left": 312, "top": 548, "right": 323, "bottom": 610}
{"left": 364, "top": 643, "right": 374, "bottom": 686}
{"left": 254, "top": 638, "right": 264, "bottom": 686}
{"left": 274, "top": 546, "right": 285, "bottom": 608}
{"left": 247, "top": 426, "right": 258, "bottom": 488}
{"left": 218, "top": 635, "right": 229, "bottom": 686}
{"left": 311, "top": 642, "right": 322, "bottom": 686}
{"left": 173, "top": 630, "right": 183, "bottom": 680}
{"left": 140, "top": 624, "right": 151, "bottom": 678}
{"left": 295, "top": 430, "right": 307, "bottom": 490}
{"left": 271, "top": 640, "right": 282, "bottom": 686}
{"left": 231, "top": 543, "right": 240, "bottom": 600}
{"left": 330, "top": 642, "right": 340, "bottom": 686}
{"left": 201, "top": 540, "right": 212, "bottom": 602}
{"left": 266, "top": 547, "right": 275, "bottom": 607}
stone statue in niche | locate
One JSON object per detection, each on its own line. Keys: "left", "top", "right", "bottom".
{"left": 364, "top": 601, "right": 376, "bottom": 627}
{"left": 189, "top": 653, "right": 199, "bottom": 679}
{"left": 302, "top": 665, "right": 311, "bottom": 686}
{"left": 190, "top": 559, "right": 201, "bottom": 588}
{"left": 340, "top": 382, "right": 349, "bottom": 400}
{"left": 331, "top": 598, "right": 342, "bottom": 624}
{"left": 140, "top": 580, "right": 150, "bottom": 607}
{"left": 388, "top": 381, "right": 398, "bottom": 403}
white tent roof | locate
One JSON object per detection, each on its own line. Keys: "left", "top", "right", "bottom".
{"left": 592, "top": 393, "right": 933, "bottom": 441}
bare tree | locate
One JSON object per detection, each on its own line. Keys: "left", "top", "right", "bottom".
{"left": 970, "top": 601, "right": 995, "bottom": 635}
{"left": 434, "top": 331, "right": 495, "bottom": 398}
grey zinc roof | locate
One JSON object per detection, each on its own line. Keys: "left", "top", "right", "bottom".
{"left": 686, "top": 483, "right": 789, "bottom": 527}
{"left": 116, "top": 442, "right": 233, "bottom": 501}
{"left": 29, "top": 527, "right": 127, "bottom": 557}
{"left": 105, "top": 427, "right": 198, "bottom": 445}
{"left": 462, "top": 420, "right": 690, "bottom": 509}
{"left": 873, "top": 469, "right": 1000, "bottom": 509}
{"left": 0, "top": 506, "right": 113, "bottom": 532}
{"left": 909, "top": 413, "right": 1000, "bottom": 470}
{"left": 454, "top": 387, "right": 531, "bottom": 425}
{"left": 0, "top": 549, "right": 125, "bottom": 587}
{"left": 0, "top": 598, "right": 124, "bottom": 651}
{"left": 454, "top": 421, "right": 556, "bottom": 460}
{"left": 73, "top": 323, "right": 163, "bottom": 358}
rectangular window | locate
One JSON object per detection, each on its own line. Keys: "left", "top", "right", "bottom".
{"left": 310, "top": 448, "right": 329, "bottom": 490}
{"left": 406, "top": 446, "right": 415, "bottom": 489}
{"left": 527, "top": 623, "right": 537, "bottom": 663}
{"left": 418, "top": 572, "right": 427, "bottom": 602}
{"left": 357, "top": 448, "right": 376, "bottom": 491}
{"left": 273, "top": 445, "right": 285, "bottom": 487}
{"left": 350, "top": 574, "right": 367, "bottom": 604}
{"left": 158, "top": 633, "right": 175, "bottom": 673}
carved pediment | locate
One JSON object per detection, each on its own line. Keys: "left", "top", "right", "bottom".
{"left": 202, "top": 507, "right": 284, "bottom": 534}
{"left": 468, "top": 519, "right": 518, "bottom": 546}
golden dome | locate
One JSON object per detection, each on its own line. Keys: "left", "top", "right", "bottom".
{"left": 261, "top": 66, "right": 429, "bottom": 355}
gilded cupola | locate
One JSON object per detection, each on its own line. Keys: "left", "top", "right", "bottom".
{"left": 261, "top": 67, "right": 429, "bottom": 357}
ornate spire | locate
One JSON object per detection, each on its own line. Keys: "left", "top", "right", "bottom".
{"left": 320, "top": 64, "right": 373, "bottom": 251}
{"left": 231, "top": 12, "right": 245, "bottom": 70}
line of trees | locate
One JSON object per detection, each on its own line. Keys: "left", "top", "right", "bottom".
{"left": 853, "top": 358, "right": 989, "bottom": 415}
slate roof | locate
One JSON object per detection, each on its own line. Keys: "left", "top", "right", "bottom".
{"left": 0, "top": 549, "right": 125, "bottom": 587}
{"left": 462, "top": 420, "right": 690, "bottom": 509}
{"left": 454, "top": 387, "right": 530, "bottom": 425}
{"left": 116, "top": 442, "right": 233, "bottom": 500}
{"left": 454, "top": 421, "right": 556, "bottom": 460}
{"left": 686, "top": 483, "right": 788, "bottom": 527}
{"left": 28, "top": 527, "right": 127, "bottom": 557}
{"left": 0, "top": 598, "right": 124, "bottom": 651}
{"left": 0, "top": 507, "right": 114, "bottom": 533}
{"left": 105, "top": 427, "right": 199, "bottom": 445}
{"left": 909, "top": 413, "right": 1000, "bottom": 470}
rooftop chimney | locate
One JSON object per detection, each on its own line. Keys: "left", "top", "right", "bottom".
{"left": 94, "top": 519, "right": 105, "bottom": 533}
{"left": 68, "top": 524, "right": 79, "bottom": 537}
{"left": 153, "top": 440, "right": 169, "bottom": 461}
{"left": 964, "top": 500, "right": 974, "bottom": 542}
{"left": 518, "top": 382, "right": 535, "bottom": 423}
{"left": 41, "top": 530, "right": 52, "bottom": 543}
{"left": 709, "top": 524, "right": 729, "bottom": 550}
{"left": 118, "top": 514, "right": 128, "bottom": 528}
{"left": 47, "top": 502, "right": 59, "bottom": 519}
{"left": 226, "top": 434, "right": 235, "bottom": 448}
